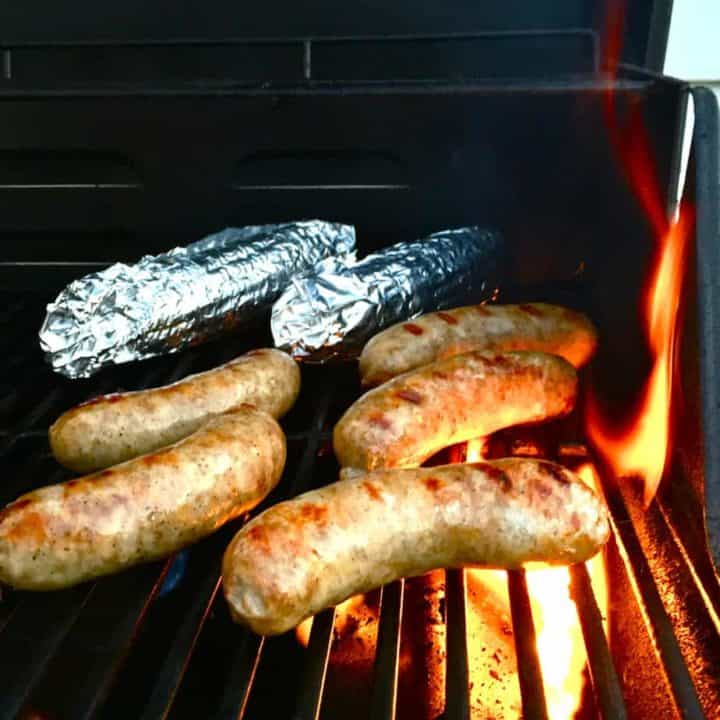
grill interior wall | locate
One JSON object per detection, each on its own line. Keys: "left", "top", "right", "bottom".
{"left": 2, "top": 74, "right": 718, "bottom": 718}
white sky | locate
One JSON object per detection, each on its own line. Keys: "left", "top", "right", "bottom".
{"left": 665, "top": 0, "right": 720, "bottom": 80}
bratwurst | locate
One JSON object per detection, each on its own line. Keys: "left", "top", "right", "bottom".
{"left": 50, "top": 347, "right": 299, "bottom": 473}
{"left": 0, "top": 405, "right": 285, "bottom": 590}
{"left": 359, "top": 302, "right": 597, "bottom": 386}
{"left": 334, "top": 350, "right": 577, "bottom": 471}
{"left": 222, "top": 459, "right": 609, "bottom": 635}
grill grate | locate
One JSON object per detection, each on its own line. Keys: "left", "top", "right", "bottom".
{"left": 0, "top": 294, "right": 715, "bottom": 720}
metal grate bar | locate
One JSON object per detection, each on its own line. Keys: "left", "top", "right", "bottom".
{"left": 284, "top": 382, "right": 334, "bottom": 499}
{"left": 20, "top": 561, "right": 171, "bottom": 719}
{"left": 569, "top": 562, "right": 628, "bottom": 720}
{"left": 0, "top": 449, "right": 65, "bottom": 510}
{"left": 293, "top": 607, "right": 336, "bottom": 720}
{"left": 221, "top": 381, "right": 336, "bottom": 720}
{"left": 2, "top": 296, "right": 712, "bottom": 720}
{"left": 0, "top": 384, "right": 20, "bottom": 425}
{"left": 445, "top": 568, "right": 470, "bottom": 720}
{"left": 600, "top": 471, "right": 707, "bottom": 720}
{"left": 161, "top": 352, "right": 199, "bottom": 384}
{"left": 0, "top": 299, "right": 25, "bottom": 326}
{"left": 15, "top": 385, "right": 65, "bottom": 428}
{"left": 214, "top": 634, "right": 265, "bottom": 720}
{"left": 0, "top": 584, "right": 21, "bottom": 635}
{"left": 507, "top": 569, "right": 549, "bottom": 720}
{"left": 139, "top": 570, "right": 223, "bottom": 720}
{"left": 0, "top": 385, "right": 65, "bottom": 455}
{"left": 369, "top": 580, "right": 404, "bottom": 720}
{"left": 0, "top": 586, "right": 95, "bottom": 718}
{"left": 284, "top": 382, "right": 342, "bottom": 720}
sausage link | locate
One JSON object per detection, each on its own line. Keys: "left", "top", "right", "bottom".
{"left": 50, "top": 347, "right": 299, "bottom": 472}
{"left": 359, "top": 302, "right": 597, "bottom": 386}
{"left": 222, "top": 459, "right": 609, "bottom": 635}
{"left": 0, "top": 406, "right": 285, "bottom": 590}
{"left": 334, "top": 350, "right": 577, "bottom": 471}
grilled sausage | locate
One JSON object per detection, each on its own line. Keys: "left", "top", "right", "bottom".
{"left": 0, "top": 406, "right": 285, "bottom": 590}
{"left": 50, "top": 347, "right": 299, "bottom": 473}
{"left": 359, "top": 302, "right": 597, "bottom": 386}
{"left": 222, "top": 459, "right": 609, "bottom": 635}
{"left": 334, "top": 350, "right": 577, "bottom": 471}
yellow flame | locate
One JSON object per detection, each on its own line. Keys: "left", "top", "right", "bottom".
{"left": 577, "top": 463, "right": 609, "bottom": 640}
{"left": 466, "top": 456, "right": 608, "bottom": 720}
{"left": 526, "top": 568, "right": 585, "bottom": 719}
{"left": 465, "top": 437, "right": 488, "bottom": 462}
{"left": 587, "top": 207, "right": 692, "bottom": 505}
{"left": 526, "top": 463, "right": 608, "bottom": 720}
{"left": 295, "top": 594, "right": 366, "bottom": 647}
{"left": 295, "top": 456, "right": 609, "bottom": 720}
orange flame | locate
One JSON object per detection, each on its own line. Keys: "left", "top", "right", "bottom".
{"left": 464, "top": 437, "right": 487, "bottom": 462}
{"left": 586, "top": 208, "right": 692, "bottom": 505}
{"left": 295, "top": 458, "right": 609, "bottom": 719}
{"left": 577, "top": 463, "right": 609, "bottom": 643}
{"left": 464, "top": 451, "right": 608, "bottom": 719}
{"left": 295, "top": 594, "right": 366, "bottom": 648}
{"left": 525, "top": 464, "right": 609, "bottom": 719}
{"left": 586, "top": 0, "right": 695, "bottom": 506}
{"left": 526, "top": 568, "right": 586, "bottom": 718}
{"left": 526, "top": 464, "right": 608, "bottom": 719}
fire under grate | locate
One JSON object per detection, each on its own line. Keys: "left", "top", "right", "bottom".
{"left": 0, "top": 295, "right": 717, "bottom": 720}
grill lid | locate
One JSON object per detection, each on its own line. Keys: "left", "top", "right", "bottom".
{"left": 0, "top": 0, "right": 673, "bottom": 82}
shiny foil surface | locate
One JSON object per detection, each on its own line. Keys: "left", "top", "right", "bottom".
{"left": 271, "top": 226, "right": 504, "bottom": 359}
{"left": 40, "top": 221, "right": 356, "bottom": 378}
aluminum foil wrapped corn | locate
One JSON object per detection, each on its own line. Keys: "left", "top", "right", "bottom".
{"left": 271, "top": 226, "right": 504, "bottom": 359}
{"left": 40, "top": 221, "right": 355, "bottom": 378}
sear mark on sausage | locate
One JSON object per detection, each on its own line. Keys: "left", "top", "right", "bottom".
{"left": 471, "top": 462, "right": 513, "bottom": 492}
{"left": 5, "top": 511, "right": 48, "bottom": 543}
{"left": 222, "top": 458, "right": 610, "bottom": 635}
{"left": 403, "top": 323, "right": 424, "bottom": 336}
{"left": 78, "top": 393, "right": 124, "bottom": 408}
{"left": 298, "top": 503, "right": 328, "bottom": 525}
{"left": 363, "top": 482, "right": 382, "bottom": 501}
{"left": 62, "top": 480, "right": 85, "bottom": 496}
{"left": 247, "top": 525, "right": 273, "bottom": 554}
{"left": 536, "top": 482, "right": 554, "bottom": 499}
{"left": 436, "top": 312, "right": 459, "bottom": 325}
{"left": 519, "top": 304, "right": 544, "bottom": 317}
{"left": 488, "top": 354, "right": 515, "bottom": 369}
{"left": 0, "top": 498, "right": 32, "bottom": 525}
{"left": 395, "top": 389, "right": 423, "bottom": 405}
{"left": 368, "top": 413, "right": 393, "bottom": 431}
{"left": 423, "top": 476, "right": 444, "bottom": 492}
{"left": 544, "top": 463, "right": 571, "bottom": 485}
{"left": 245, "top": 349, "right": 269, "bottom": 356}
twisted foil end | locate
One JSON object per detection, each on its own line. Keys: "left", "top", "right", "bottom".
{"left": 40, "top": 221, "right": 355, "bottom": 378}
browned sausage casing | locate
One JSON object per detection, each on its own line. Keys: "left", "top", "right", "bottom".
{"left": 0, "top": 406, "right": 285, "bottom": 590}
{"left": 334, "top": 350, "right": 577, "bottom": 471}
{"left": 50, "top": 347, "right": 299, "bottom": 473}
{"left": 359, "top": 302, "right": 597, "bottom": 386}
{"left": 222, "top": 459, "right": 609, "bottom": 635}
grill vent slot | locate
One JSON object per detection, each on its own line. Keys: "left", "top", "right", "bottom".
{"left": 0, "top": 150, "right": 141, "bottom": 190}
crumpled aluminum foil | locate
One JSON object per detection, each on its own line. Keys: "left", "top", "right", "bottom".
{"left": 40, "top": 220, "right": 355, "bottom": 378}
{"left": 271, "top": 226, "right": 504, "bottom": 359}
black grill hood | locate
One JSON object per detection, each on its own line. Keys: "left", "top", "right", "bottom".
{"left": 0, "top": 0, "right": 673, "bottom": 79}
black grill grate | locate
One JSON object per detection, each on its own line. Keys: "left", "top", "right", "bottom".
{"left": 0, "top": 294, "right": 716, "bottom": 720}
